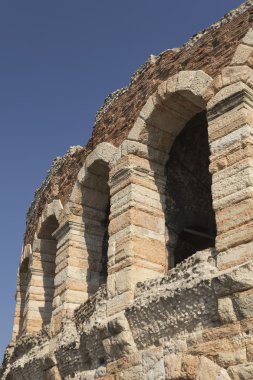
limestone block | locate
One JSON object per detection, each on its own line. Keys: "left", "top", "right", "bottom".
{"left": 221, "top": 65, "right": 253, "bottom": 89}
{"left": 107, "top": 291, "right": 134, "bottom": 316}
{"left": 218, "top": 297, "right": 237, "bottom": 324}
{"left": 232, "top": 288, "right": 253, "bottom": 319}
{"left": 208, "top": 106, "right": 253, "bottom": 144}
{"left": 128, "top": 116, "right": 147, "bottom": 142}
{"left": 109, "top": 208, "right": 165, "bottom": 236}
{"left": 138, "top": 123, "right": 176, "bottom": 152}
{"left": 65, "top": 289, "right": 88, "bottom": 305}
{"left": 114, "top": 268, "right": 134, "bottom": 295}
{"left": 82, "top": 188, "right": 109, "bottom": 209}
{"left": 231, "top": 44, "right": 253, "bottom": 66}
{"left": 207, "top": 81, "right": 252, "bottom": 110}
{"left": 181, "top": 355, "right": 199, "bottom": 379}
{"left": 142, "top": 348, "right": 165, "bottom": 380}
{"left": 121, "top": 140, "right": 166, "bottom": 165}
{"left": 107, "top": 274, "right": 116, "bottom": 298}
{"left": 216, "top": 221, "right": 253, "bottom": 251}
{"left": 216, "top": 199, "right": 253, "bottom": 234}
{"left": 38, "top": 200, "right": 63, "bottom": 231}
{"left": 139, "top": 96, "right": 156, "bottom": 125}
{"left": 212, "top": 162, "right": 253, "bottom": 202}
{"left": 164, "top": 73, "right": 178, "bottom": 94}
{"left": 202, "top": 323, "right": 241, "bottom": 343}
{"left": 214, "top": 187, "right": 253, "bottom": 214}
{"left": 212, "top": 261, "right": 253, "bottom": 297}
{"left": 105, "top": 353, "right": 143, "bottom": 380}
{"left": 246, "top": 340, "right": 253, "bottom": 362}
{"left": 189, "top": 339, "right": 244, "bottom": 368}
{"left": 110, "top": 184, "right": 164, "bottom": 217}
{"left": 130, "top": 235, "right": 167, "bottom": 266}
{"left": 210, "top": 125, "right": 253, "bottom": 155}
{"left": 85, "top": 142, "right": 118, "bottom": 173}
{"left": 228, "top": 363, "right": 253, "bottom": 380}
{"left": 103, "top": 318, "right": 137, "bottom": 363}
{"left": 242, "top": 29, "right": 253, "bottom": 47}
{"left": 216, "top": 348, "right": 247, "bottom": 368}
{"left": 176, "top": 70, "right": 212, "bottom": 100}
{"left": 164, "top": 353, "right": 182, "bottom": 379}
{"left": 45, "top": 368, "right": 61, "bottom": 380}
{"left": 198, "top": 356, "right": 232, "bottom": 380}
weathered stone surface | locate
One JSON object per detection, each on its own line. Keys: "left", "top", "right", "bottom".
{"left": 212, "top": 261, "right": 253, "bottom": 297}
{"left": 5, "top": 2, "right": 253, "bottom": 380}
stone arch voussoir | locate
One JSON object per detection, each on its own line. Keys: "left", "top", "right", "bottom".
{"left": 69, "top": 142, "right": 118, "bottom": 204}
{"left": 35, "top": 199, "right": 63, "bottom": 237}
{"left": 205, "top": 29, "right": 253, "bottom": 100}
{"left": 124, "top": 70, "right": 213, "bottom": 164}
{"left": 230, "top": 28, "right": 253, "bottom": 68}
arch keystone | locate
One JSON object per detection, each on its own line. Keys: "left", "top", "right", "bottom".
{"left": 85, "top": 142, "right": 118, "bottom": 172}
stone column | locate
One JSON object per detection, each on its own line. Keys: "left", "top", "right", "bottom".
{"left": 22, "top": 238, "right": 56, "bottom": 333}
{"left": 52, "top": 212, "right": 107, "bottom": 332}
{"left": 12, "top": 270, "right": 28, "bottom": 340}
{"left": 52, "top": 218, "right": 90, "bottom": 333}
{"left": 12, "top": 246, "right": 31, "bottom": 340}
{"left": 107, "top": 154, "right": 168, "bottom": 315}
{"left": 208, "top": 68, "right": 253, "bottom": 269}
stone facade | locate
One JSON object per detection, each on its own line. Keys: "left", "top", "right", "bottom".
{"left": 3, "top": 1, "right": 253, "bottom": 379}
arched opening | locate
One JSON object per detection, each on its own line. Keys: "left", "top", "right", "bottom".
{"left": 82, "top": 159, "right": 110, "bottom": 295}
{"left": 166, "top": 111, "right": 216, "bottom": 267}
{"left": 37, "top": 215, "right": 59, "bottom": 325}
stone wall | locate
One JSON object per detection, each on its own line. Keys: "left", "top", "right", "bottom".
{"left": 3, "top": 250, "right": 253, "bottom": 379}
{"left": 3, "top": 1, "right": 253, "bottom": 379}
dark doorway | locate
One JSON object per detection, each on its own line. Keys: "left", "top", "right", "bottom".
{"left": 166, "top": 111, "right": 216, "bottom": 267}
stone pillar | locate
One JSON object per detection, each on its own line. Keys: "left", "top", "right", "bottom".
{"left": 52, "top": 217, "right": 93, "bottom": 332}
{"left": 12, "top": 247, "right": 31, "bottom": 341}
{"left": 23, "top": 238, "right": 56, "bottom": 333}
{"left": 53, "top": 212, "right": 105, "bottom": 333}
{"left": 107, "top": 154, "right": 168, "bottom": 315}
{"left": 12, "top": 275, "right": 22, "bottom": 341}
{"left": 208, "top": 69, "right": 253, "bottom": 269}
{"left": 12, "top": 270, "right": 28, "bottom": 341}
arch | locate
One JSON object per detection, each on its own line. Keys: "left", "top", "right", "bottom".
{"left": 36, "top": 199, "right": 63, "bottom": 233}
{"left": 79, "top": 143, "right": 117, "bottom": 295}
{"left": 18, "top": 201, "right": 62, "bottom": 334}
{"left": 127, "top": 70, "right": 212, "bottom": 159}
{"left": 107, "top": 70, "right": 215, "bottom": 312}
{"left": 42, "top": 142, "right": 118, "bottom": 329}
{"left": 127, "top": 70, "right": 215, "bottom": 268}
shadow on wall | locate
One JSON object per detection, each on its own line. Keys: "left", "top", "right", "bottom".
{"left": 81, "top": 159, "right": 110, "bottom": 297}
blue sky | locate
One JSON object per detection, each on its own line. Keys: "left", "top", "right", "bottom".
{"left": 0, "top": 0, "right": 243, "bottom": 360}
